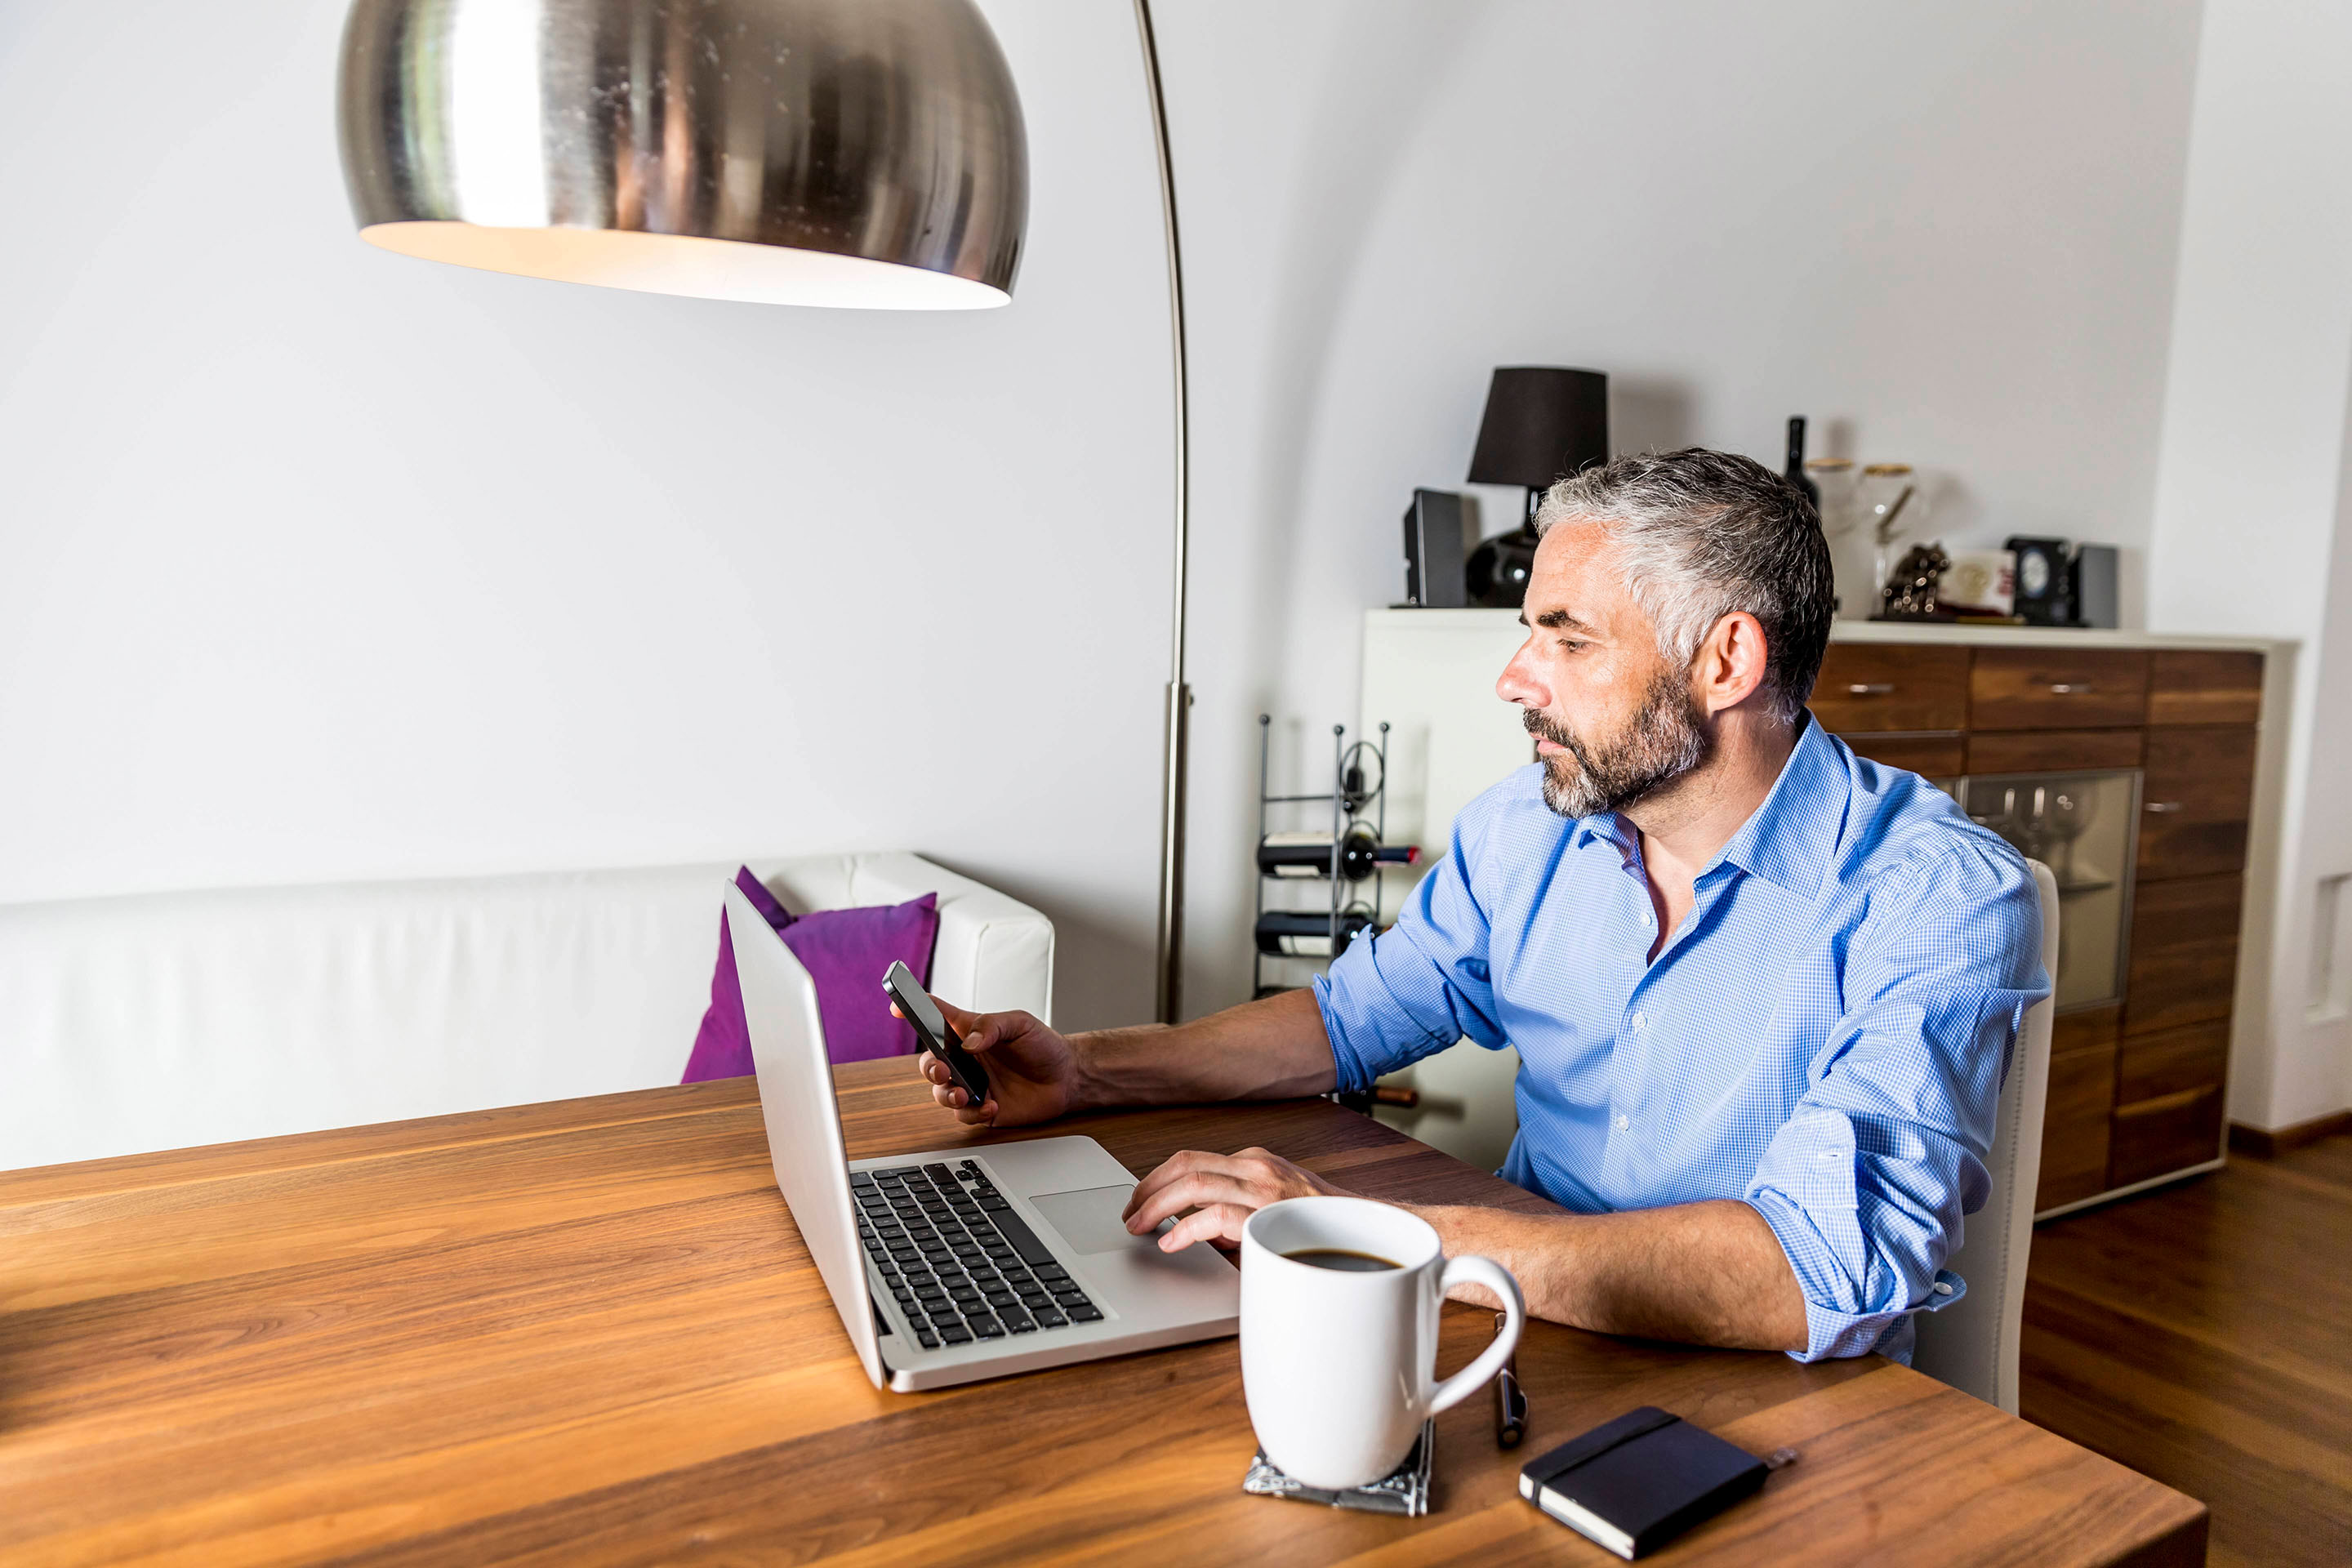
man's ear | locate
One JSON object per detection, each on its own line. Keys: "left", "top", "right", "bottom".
{"left": 1695, "top": 611, "right": 1771, "bottom": 716}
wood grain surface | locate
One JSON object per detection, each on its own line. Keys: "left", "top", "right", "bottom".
{"left": 1971, "top": 648, "right": 2152, "bottom": 731}
{"left": 2024, "top": 1135, "right": 2352, "bottom": 1567}
{"left": 1836, "top": 733, "right": 1965, "bottom": 777}
{"left": 2124, "top": 874, "right": 2244, "bottom": 1038}
{"left": 1, "top": 1065, "right": 2206, "bottom": 1566}
{"left": 1967, "top": 728, "right": 2146, "bottom": 776}
{"left": 2041, "top": 1043, "right": 2122, "bottom": 1212}
{"left": 2145, "top": 653, "right": 2264, "bottom": 728}
{"left": 1809, "top": 644, "right": 1970, "bottom": 733}
{"left": 2136, "top": 728, "right": 2256, "bottom": 883}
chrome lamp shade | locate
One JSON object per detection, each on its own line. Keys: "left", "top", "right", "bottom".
{"left": 336, "top": 0, "right": 1028, "bottom": 308}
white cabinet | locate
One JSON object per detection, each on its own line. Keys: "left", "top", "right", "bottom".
{"left": 1357, "top": 609, "right": 1532, "bottom": 1172}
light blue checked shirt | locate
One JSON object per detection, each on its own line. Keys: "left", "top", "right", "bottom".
{"left": 1314, "top": 715, "right": 2048, "bottom": 1363}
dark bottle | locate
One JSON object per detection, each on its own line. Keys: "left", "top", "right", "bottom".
{"left": 1254, "top": 909, "right": 1376, "bottom": 957}
{"left": 1257, "top": 826, "right": 1419, "bottom": 882}
{"left": 1785, "top": 416, "right": 1820, "bottom": 511}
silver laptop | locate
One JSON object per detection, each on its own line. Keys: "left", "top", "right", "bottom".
{"left": 725, "top": 880, "right": 1240, "bottom": 1392}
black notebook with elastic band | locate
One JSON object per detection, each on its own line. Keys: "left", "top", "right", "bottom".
{"left": 1516, "top": 1406, "right": 1767, "bottom": 1559}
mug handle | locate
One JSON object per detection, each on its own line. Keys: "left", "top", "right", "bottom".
{"left": 1427, "top": 1254, "right": 1526, "bottom": 1416}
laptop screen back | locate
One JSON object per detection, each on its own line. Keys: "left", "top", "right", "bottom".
{"left": 725, "top": 878, "right": 887, "bottom": 1388}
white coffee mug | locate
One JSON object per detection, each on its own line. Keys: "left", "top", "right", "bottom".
{"left": 1240, "top": 1196, "right": 1525, "bottom": 1491}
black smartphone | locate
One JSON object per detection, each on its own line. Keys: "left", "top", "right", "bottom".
{"left": 882, "top": 961, "right": 991, "bottom": 1107}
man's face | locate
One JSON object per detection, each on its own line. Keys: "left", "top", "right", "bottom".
{"left": 1496, "top": 519, "right": 1712, "bottom": 819}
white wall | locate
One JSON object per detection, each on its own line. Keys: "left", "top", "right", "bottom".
{"left": 2146, "top": 0, "right": 2352, "bottom": 1130}
{"left": 1161, "top": 0, "right": 2204, "bottom": 1018}
{"left": 16, "top": 1, "right": 2332, "bottom": 1129}
{"left": 0, "top": 0, "right": 1174, "bottom": 1031}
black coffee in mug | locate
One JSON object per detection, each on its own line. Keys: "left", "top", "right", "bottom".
{"left": 1282, "top": 1248, "right": 1401, "bottom": 1272}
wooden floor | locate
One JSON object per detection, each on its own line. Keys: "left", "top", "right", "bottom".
{"left": 2020, "top": 1134, "right": 2352, "bottom": 1568}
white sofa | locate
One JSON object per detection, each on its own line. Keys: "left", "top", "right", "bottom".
{"left": 0, "top": 853, "right": 1054, "bottom": 1173}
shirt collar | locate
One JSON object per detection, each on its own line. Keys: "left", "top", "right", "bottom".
{"left": 1705, "top": 713, "right": 1849, "bottom": 895}
{"left": 1568, "top": 807, "right": 1638, "bottom": 865}
{"left": 1565, "top": 714, "right": 1851, "bottom": 895}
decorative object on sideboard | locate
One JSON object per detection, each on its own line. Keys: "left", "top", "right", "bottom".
{"left": 1401, "top": 489, "right": 1469, "bottom": 608}
{"left": 1806, "top": 457, "right": 1869, "bottom": 613}
{"left": 1806, "top": 457, "right": 1859, "bottom": 530}
{"left": 2006, "top": 537, "right": 2076, "bottom": 626}
{"left": 1860, "top": 464, "right": 1921, "bottom": 599}
{"left": 1252, "top": 718, "right": 1412, "bottom": 1001}
{"left": 1463, "top": 368, "right": 1610, "bottom": 609}
{"left": 1784, "top": 416, "right": 1822, "bottom": 510}
{"left": 1941, "top": 550, "right": 2019, "bottom": 618}
{"left": 1877, "top": 541, "right": 1955, "bottom": 621}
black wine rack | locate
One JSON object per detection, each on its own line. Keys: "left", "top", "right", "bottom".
{"left": 1250, "top": 715, "right": 1414, "bottom": 1000}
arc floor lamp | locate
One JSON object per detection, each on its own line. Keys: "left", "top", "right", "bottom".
{"left": 339, "top": 0, "right": 1197, "bottom": 1021}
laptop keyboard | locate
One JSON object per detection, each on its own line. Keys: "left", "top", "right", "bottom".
{"left": 852, "top": 1160, "right": 1103, "bottom": 1350}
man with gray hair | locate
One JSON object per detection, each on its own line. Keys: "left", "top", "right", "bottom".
{"left": 914, "top": 448, "right": 2047, "bottom": 1363}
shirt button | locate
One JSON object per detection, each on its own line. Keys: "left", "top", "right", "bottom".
{"left": 1933, "top": 1282, "right": 1954, "bottom": 1296}
{"left": 1615, "top": 1113, "right": 1630, "bottom": 1132}
{"left": 1630, "top": 1011, "right": 1647, "bottom": 1030}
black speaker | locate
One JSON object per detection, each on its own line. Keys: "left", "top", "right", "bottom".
{"left": 2071, "top": 545, "right": 2119, "bottom": 629}
{"left": 1402, "top": 488, "right": 1468, "bottom": 608}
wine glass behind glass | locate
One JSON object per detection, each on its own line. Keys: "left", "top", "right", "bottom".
{"left": 2041, "top": 782, "right": 2099, "bottom": 885}
{"left": 1969, "top": 785, "right": 2023, "bottom": 850}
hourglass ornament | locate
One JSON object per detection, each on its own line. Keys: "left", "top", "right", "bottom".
{"left": 1860, "top": 464, "right": 1924, "bottom": 597}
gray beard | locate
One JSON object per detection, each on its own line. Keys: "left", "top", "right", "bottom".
{"left": 1526, "top": 671, "right": 1713, "bottom": 819}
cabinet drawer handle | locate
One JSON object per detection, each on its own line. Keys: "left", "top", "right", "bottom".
{"left": 2145, "top": 801, "right": 2185, "bottom": 814}
{"left": 2047, "top": 682, "right": 2092, "bottom": 694}
{"left": 1846, "top": 683, "right": 1895, "bottom": 696}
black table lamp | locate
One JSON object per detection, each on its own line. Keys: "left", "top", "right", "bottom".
{"left": 1465, "top": 367, "right": 1609, "bottom": 607}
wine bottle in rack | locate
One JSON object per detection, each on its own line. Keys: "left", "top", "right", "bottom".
{"left": 1257, "top": 825, "right": 1419, "bottom": 881}
{"left": 1254, "top": 910, "right": 1376, "bottom": 958}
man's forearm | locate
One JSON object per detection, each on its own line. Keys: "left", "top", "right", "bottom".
{"left": 1409, "top": 1197, "right": 1809, "bottom": 1353}
{"left": 1071, "top": 988, "right": 1338, "bottom": 1109}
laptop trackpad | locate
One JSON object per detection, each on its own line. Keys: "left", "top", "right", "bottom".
{"left": 1028, "top": 1184, "right": 1161, "bottom": 1255}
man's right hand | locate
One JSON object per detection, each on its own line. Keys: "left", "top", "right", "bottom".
{"left": 900, "top": 1001, "right": 1080, "bottom": 1128}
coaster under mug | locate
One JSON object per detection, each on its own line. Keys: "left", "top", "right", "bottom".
{"left": 1243, "top": 1420, "right": 1434, "bottom": 1517}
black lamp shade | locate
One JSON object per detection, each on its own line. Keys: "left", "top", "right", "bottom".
{"left": 1466, "top": 368, "right": 1610, "bottom": 491}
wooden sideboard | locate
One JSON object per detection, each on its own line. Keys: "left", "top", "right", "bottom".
{"left": 1814, "top": 639, "right": 2266, "bottom": 1214}
{"left": 1358, "top": 611, "right": 2283, "bottom": 1218}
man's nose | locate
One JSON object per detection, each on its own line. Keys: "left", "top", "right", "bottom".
{"left": 1496, "top": 644, "right": 1546, "bottom": 710}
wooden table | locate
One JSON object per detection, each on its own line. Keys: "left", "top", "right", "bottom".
{"left": 2, "top": 1063, "right": 2206, "bottom": 1566}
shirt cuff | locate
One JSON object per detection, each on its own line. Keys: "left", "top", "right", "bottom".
{"left": 1745, "top": 1191, "right": 1967, "bottom": 1362}
{"left": 1312, "top": 969, "right": 1379, "bottom": 1094}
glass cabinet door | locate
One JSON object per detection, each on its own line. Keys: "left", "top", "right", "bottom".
{"left": 1958, "top": 768, "right": 2141, "bottom": 1012}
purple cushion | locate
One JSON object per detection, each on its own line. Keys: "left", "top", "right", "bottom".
{"left": 680, "top": 868, "right": 791, "bottom": 1085}
{"left": 783, "top": 893, "right": 940, "bottom": 1063}
{"left": 681, "top": 869, "right": 940, "bottom": 1081}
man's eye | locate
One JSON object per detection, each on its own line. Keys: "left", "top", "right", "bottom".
{"left": 1558, "top": 639, "right": 1587, "bottom": 653}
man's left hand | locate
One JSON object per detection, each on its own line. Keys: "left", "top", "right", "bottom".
{"left": 1121, "top": 1147, "right": 1353, "bottom": 1252}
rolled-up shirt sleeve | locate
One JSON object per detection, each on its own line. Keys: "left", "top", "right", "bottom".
{"left": 1314, "top": 791, "right": 1512, "bottom": 1094}
{"left": 1744, "top": 839, "right": 2047, "bottom": 1362}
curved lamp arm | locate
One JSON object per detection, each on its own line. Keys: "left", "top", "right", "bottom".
{"left": 1134, "top": 0, "right": 1192, "bottom": 1024}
